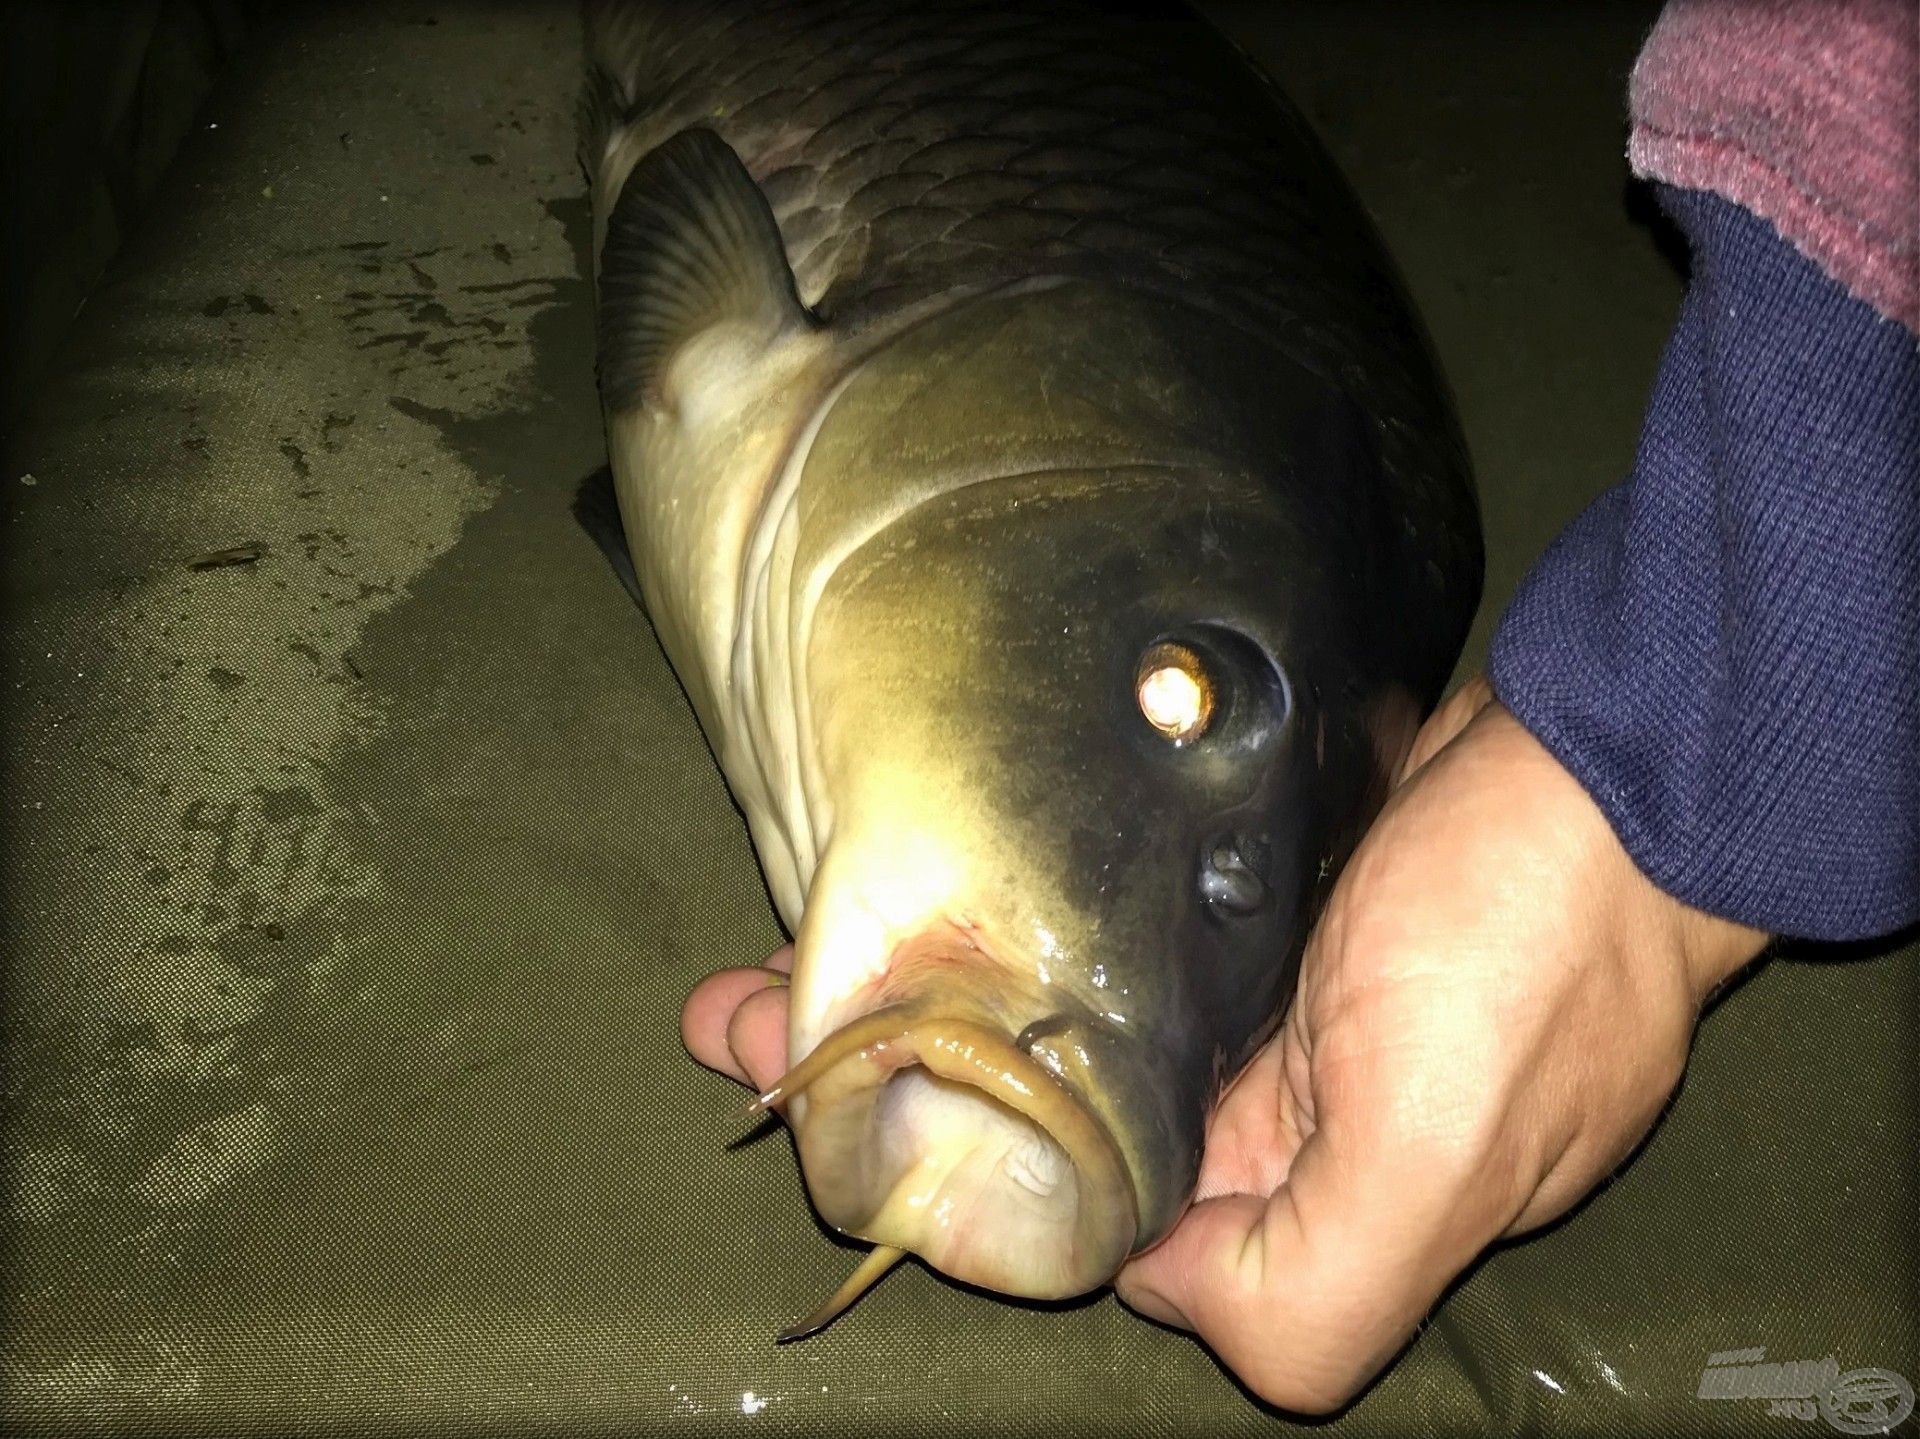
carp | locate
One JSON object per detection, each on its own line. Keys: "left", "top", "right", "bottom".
{"left": 580, "top": 0, "right": 1482, "bottom": 1335}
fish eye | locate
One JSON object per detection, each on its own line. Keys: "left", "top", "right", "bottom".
{"left": 1135, "top": 642, "right": 1214, "bottom": 744}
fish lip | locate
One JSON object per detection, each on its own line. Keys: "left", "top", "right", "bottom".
{"left": 780, "top": 1000, "right": 1142, "bottom": 1299}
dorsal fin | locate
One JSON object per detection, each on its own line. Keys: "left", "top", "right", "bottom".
{"left": 596, "top": 127, "right": 814, "bottom": 414}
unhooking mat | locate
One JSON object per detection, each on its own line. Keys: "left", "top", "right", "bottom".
{"left": 2, "top": 3, "right": 1913, "bottom": 1435}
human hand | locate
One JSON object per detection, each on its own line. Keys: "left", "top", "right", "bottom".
{"left": 680, "top": 681, "right": 1767, "bottom": 1412}
{"left": 1109, "top": 680, "right": 1767, "bottom": 1409}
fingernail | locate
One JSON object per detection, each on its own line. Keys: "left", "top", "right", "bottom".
{"left": 763, "top": 969, "right": 788, "bottom": 987}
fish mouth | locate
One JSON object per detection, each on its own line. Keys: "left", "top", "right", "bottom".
{"left": 758, "top": 1001, "right": 1140, "bottom": 1302}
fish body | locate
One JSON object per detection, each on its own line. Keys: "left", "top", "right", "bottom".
{"left": 583, "top": 0, "right": 1481, "bottom": 1306}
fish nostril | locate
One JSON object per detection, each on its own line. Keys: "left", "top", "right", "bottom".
{"left": 1200, "top": 833, "right": 1271, "bottom": 915}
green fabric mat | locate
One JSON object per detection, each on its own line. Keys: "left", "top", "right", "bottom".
{"left": 0, "top": 0, "right": 256, "bottom": 437}
{"left": 2, "top": 3, "right": 1912, "bottom": 1434}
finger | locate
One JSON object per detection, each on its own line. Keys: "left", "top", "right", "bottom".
{"left": 682, "top": 955, "right": 791, "bottom": 1083}
{"left": 724, "top": 981, "right": 791, "bottom": 1093}
{"left": 1187, "top": 1014, "right": 1312, "bottom": 1205}
{"left": 1115, "top": 1102, "right": 1513, "bottom": 1413}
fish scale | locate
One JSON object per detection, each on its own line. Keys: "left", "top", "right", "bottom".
{"left": 584, "top": 0, "right": 1464, "bottom": 561}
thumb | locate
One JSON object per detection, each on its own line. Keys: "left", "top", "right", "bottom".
{"left": 1115, "top": 1105, "right": 1509, "bottom": 1413}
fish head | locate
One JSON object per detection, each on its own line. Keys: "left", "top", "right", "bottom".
{"left": 775, "top": 280, "right": 1448, "bottom": 1300}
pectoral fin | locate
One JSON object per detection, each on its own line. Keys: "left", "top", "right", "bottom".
{"left": 596, "top": 127, "right": 814, "bottom": 414}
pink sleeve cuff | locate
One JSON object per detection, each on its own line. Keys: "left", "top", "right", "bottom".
{"left": 1628, "top": 0, "right": 1919, "bottom": 334}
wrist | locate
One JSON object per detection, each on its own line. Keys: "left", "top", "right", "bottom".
{"left": 1672, "top": 901, "right": 1770, "bottom": 1004}
{"left": 1477, "top": 700, "right": 1771, "bottom": 1005}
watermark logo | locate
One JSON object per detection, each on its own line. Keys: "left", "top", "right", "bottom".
{"left": 1698, "top": 1349, "right": 1914, "bottom": 1435}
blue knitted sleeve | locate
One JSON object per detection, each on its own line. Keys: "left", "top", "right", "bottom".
{"left": 1488, "top": 184, "right": 1920, "bottom": 942}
